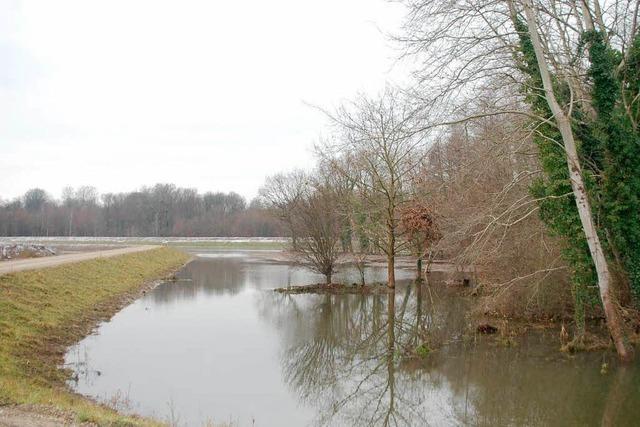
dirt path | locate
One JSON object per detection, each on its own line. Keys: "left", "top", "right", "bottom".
{"left": 0, "top": 245, "right": 160, "bottom": 275}
{"left": 0, "top": 406, "right": 81, "bottom": 427}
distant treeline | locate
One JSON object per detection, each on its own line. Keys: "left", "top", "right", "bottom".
{"left": 0, "top": 184, "right": 283, "bottom": 237}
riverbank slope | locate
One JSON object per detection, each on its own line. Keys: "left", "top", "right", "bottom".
{"left": 0, "top": 246, "right": 191, "bottom": 426}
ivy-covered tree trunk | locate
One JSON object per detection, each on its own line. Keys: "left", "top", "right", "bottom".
{"left": 584, "top": 30, "right": 640, "bottom": 306}
{"left": 522, "top": 0, "right": 632, "bottom": 361}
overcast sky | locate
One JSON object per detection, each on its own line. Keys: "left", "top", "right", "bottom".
{"left": 1, "top": 0, "right": 410, "bottom": 201}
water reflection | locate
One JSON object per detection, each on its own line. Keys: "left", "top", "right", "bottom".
{"left": 260, "top": 284, "right": 465, "bottom": 426}
{"left": 152, "top": 254, "right": 409, "bottom": 305}
{"left": 260, "top": 283, "right": 640, "bottom": 427}
{"left": 66, "top": 252, "right": 640, "bottom": 427}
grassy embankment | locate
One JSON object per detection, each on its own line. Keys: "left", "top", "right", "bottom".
{"left": 0, "top": 247, "right": 191, "bottom": 425}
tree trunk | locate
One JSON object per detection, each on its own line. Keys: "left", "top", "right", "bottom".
{"left": 416, "top": 257, "right": 423, "bottom": 283}
{"left": 387, "top": 254, "right": 396, "bottom": 289}
{"left": 387, "top": 221, "right": 396, "bottom": 288}
{"left": 325, "top": 272, "right": 332, "bottom": 285}
{"left": 523, "top": 0, "right": 632, "bottom": 362}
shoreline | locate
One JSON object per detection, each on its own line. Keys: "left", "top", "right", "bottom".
{"left": 0, "top": 247, "right": 191, "bottom": 426}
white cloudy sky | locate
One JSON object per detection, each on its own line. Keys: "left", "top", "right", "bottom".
{"left": 1, "top": 0, "right": 410, "bottom": 201}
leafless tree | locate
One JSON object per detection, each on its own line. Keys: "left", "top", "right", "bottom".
{"left": 259, "top": 169, "right": 310, "bottom": 247}
{"left": 319, "top": 87, "right": 431, "bottom": 288}
{"left": 1, "top": 185, "right": 282, "bottom": 237}
{"left": 288, "top": 178, "right": 343, "bottom": 285}
{"left": 397, "top": 0, "right": 636, "bottom": 360}
{"left": 319, "top": 154, "right": 372, "bottom": 285}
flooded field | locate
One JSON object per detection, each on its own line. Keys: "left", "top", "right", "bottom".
{"left": 65, "top": 251, "right": 640, "bottom": 426}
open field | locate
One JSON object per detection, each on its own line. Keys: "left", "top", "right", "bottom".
{"left": 0, "top": 237, "right": 287, "bottom": 253}
{"left": 0, "top": 247, "right": 190, "bottom": 426}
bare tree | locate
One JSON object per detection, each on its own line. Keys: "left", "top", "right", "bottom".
{"left": 319, "top": 154, "right": 372, "bottom": 286}
{"left": 288, "top": 179, "right": 343, "bottom": 285}
{"left": 23, "top": 188, "right": 49, "bottom": 213}
{"left": 320, "top": 88, "right": 431, "bottom": 288}
{"left": 1, "top": 185, "right": 282, "bottom": 238}
{"left": 259, "top": 170, "right": 310, "bottom": 247}
{"left": 397, "top": 0, "right": 636, "bottom": 360}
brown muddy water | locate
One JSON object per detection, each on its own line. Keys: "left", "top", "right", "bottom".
{"left": 65, "top": 251, "right": 640, "bottom": 426}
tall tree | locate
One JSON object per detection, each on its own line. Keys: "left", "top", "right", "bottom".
{"left": 288, "top": 178, "right": 343, "bottom": 285}
{"left": 518, "top": 0, "right": 632, "bottom": 360}
{"left": 398, "top": 0, "right": 639, "bottom": 360}
{"left": 321, "top": 88, "right": 430, "bottom": 288}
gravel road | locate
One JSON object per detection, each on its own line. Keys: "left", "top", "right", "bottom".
{"left": 0, "top": 245, "right": 161, "bottom": 275}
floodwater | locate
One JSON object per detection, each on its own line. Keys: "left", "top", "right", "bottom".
{"left": 65, "top": 251, "right": 640, "bottom": 427}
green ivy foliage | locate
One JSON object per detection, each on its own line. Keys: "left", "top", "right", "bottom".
{"left": 584, "top": 31, "right": 640, "bottom": 303}
{"left": 513, "top": 17, "right": 640, "bottom": 329}
{"left": 513, "top": 19, "right": 598, "bottom": 331}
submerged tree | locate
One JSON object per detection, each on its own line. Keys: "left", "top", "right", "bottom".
{"left": 400, "top": 202, "right": 441, "bottom": 283}
{"left": 321, "top": 155, "right": 370, "bottom": 286}
{"left": 288, "top": 179, "right": 343, "bottom": 285}
{"left": 320, "top": 88, "right": 430, "bottom": 288}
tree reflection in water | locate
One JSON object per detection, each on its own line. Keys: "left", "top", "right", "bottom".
{"left": 258, "top": 282, "right": 640, "bottom": 427}
{"left": 63, "top": 256, "right": 640, "bottom": 426}
{"left": 258, "top": 283, "right": 463, "bottom": 426}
